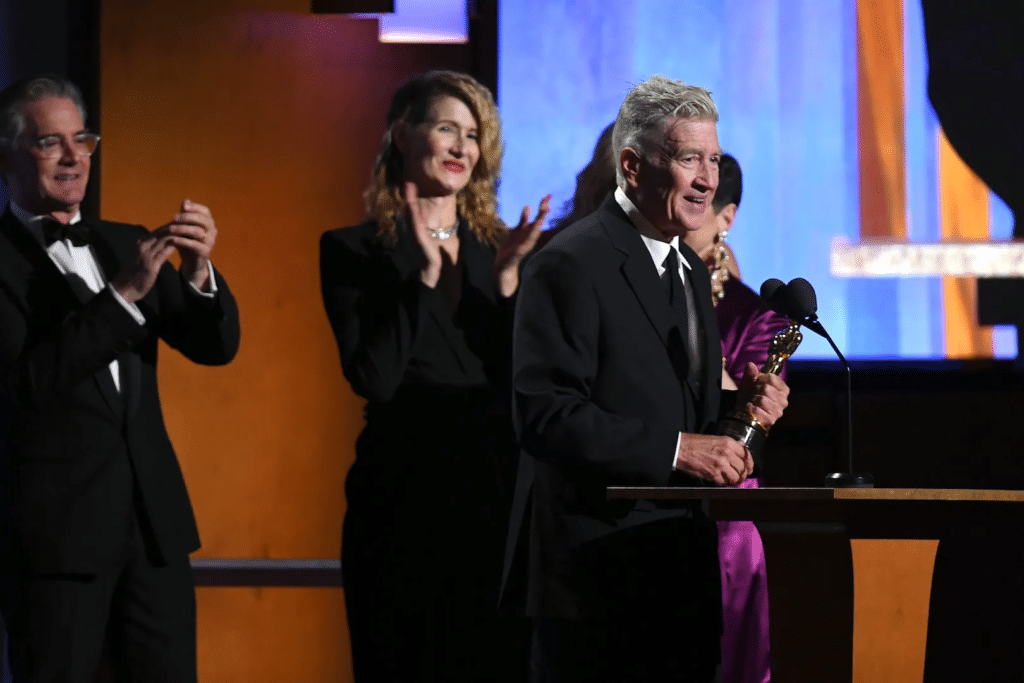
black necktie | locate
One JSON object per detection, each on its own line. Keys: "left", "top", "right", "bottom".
{"left": 41, "top": 218, "right": 89, "bottom": 247}
{"left": 664, "top": 248, "right": 702, "bottom": 381}
{"left": 665, "top": 248, "right": 689, "bottom": 324}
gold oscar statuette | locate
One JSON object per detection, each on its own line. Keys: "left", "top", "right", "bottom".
{"left": 717, "top": 322, "right": 803, "bottom": 459}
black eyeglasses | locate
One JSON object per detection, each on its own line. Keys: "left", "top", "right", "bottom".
{"left": 23, "top": 132, "right": 101, "bottom": 159}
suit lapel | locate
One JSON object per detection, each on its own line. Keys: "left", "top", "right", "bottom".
{"left": 84, "top": 220, "right": 139, "bottom": 417}
{"left": 384, "top": 220, "right": 421, "bottom": 283}
{"left": 601, "top": 200, "right": 681, "bottom": 353}
{"left": 84, "top": 219, "right": 131, "bottom": 289}
{"left": 0, "top": 211, "right": 128, "bottom": 417}
{"left": 433, "top": 221, "right": 493, "bottom": 374}
{"left": 599, "top": 198, "right": 721, "bottom": 423}
{"left": 460, "top": 221, "right": 498, "bottom": 307}
{"left": 377, "top": 219, "right": 473, "bottom": 373}
{"left": 0, "top": 209, "right": 80, "bottom": 316}
{"left": 71, "top": 221, "right": 129, "bottom": 416}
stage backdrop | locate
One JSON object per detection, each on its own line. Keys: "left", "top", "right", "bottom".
{"left": 497, "top": 0, "right": 1015, "bottom": 360}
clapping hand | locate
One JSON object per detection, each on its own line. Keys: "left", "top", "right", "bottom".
{"left": 111, "top": 199, "right": 217, "bottom": 303}
{"left": 111, "top": 231, "right": 177, "bottom": 304}
{"left": 404, "top": 182, "right": 447, "bottom": 288}
{"left": 495, "top": 194, "right": 551, "bottom": 297}
{"left": 166, "top": 199, "right": 217, "bottom": 291}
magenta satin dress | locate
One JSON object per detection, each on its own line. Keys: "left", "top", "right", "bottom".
{"left": 716, "top": 277, "right": 790, "bottom": 683}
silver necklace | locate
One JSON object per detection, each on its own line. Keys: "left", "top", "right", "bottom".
{"left": 428, "top": 223, "right": 458, "bottom": 240}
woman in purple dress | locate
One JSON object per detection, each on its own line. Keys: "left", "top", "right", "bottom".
{"left": 684, "top": 154, "right": 788, "bottom": 683}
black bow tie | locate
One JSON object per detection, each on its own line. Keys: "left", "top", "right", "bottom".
{"left": 40, "top": 218, "right": 90, "bottom": 247}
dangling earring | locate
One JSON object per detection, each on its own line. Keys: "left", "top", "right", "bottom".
{"left": 709, "top": 229, "right": 730, "bottom": 307}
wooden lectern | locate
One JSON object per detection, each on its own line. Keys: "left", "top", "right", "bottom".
{"left": 606, "top": 486, "right": 1024, "bottom": 683}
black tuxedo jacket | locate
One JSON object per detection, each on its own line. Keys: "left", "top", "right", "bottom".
{"left": 0, "top": 208, "right": 240, "bottom": 574}
{"left": 503, "top": 195, "right": 723, "bottom": 620}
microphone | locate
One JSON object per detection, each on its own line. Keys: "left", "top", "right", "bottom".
{"left": 785, "top": 277, "right": 817, "bottom": 318}
{"left": 781, "top": 278, "right": 872, "bottom": 488}
{"left": 784, "top": 277, "right": 831, "bottom": 341}
{"left": 759, "top": 278, "right": 789, "bottom": 317}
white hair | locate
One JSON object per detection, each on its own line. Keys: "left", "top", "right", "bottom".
{"left": 612, "top": 75, "right": 718, "bottom": 187}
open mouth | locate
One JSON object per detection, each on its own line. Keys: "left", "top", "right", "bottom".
{"left": 443, "top": 161, "right": 466, "bottom": 173}
{"left": 684, "top": 196, "right": 706, "bottom": 206}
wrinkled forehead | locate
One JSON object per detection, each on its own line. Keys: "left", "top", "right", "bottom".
{"left": 20, "top": 96, "right": 86, "bottom": 135}
{"left": 659, "top": 116, "right": 721, "bottom": 153}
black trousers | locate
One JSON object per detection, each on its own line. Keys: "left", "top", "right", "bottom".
{"left": 529, "top": 517, "right": 723, "bottom": 683}
{"left": 530, "top": 618, "right": 721, "bottom": 683}
{"left": 342, "top": 505, "right": 529, "bottom": 683}
{"left": 0, "top": 505, "right": 196, "bottom": 683}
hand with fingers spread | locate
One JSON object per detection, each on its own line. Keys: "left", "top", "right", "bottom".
{"left": 403, "top": 182, "right": 446, "bottom": 288}
{"left": 165, "top": 199, "right": 218, "bottom": 291}
{"left": 494, "top": 194, "right": 551, "bottom": 297}
{"left": 675, "top": 433, "right": 754, "bottom": 486}
{"left": 111, "top": 230, "right": 178, "bottom": 304}
{"left": 736, "top": 362, "right": 790, "bottom": 430}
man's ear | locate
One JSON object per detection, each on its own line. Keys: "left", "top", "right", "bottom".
{"left": 620, "top": 147, "right": 642, "bottom": 189}
{"left": 717, "top": 203, "right": 738, "bottom": 231}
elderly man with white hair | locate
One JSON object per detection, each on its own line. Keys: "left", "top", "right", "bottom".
{"left": 501, "top": 75, "right": 789, "bottom": 682}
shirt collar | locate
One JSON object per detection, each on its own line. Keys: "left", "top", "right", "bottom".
{"left": 10, "top": 203, "right": 82, "bottom": 246}
{"left": 613, "top": 186, "right": 690, "bottom": 272}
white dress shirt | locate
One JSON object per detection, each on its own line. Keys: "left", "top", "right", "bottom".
{"left": 613, "top": 187, "right": 705, "bottom": 470}
{"left": 11, "top": 203, "right": 216, "bottom": 392}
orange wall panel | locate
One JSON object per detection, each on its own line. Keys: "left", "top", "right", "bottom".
{"left": 938, "top": 130, "right": 993, "bottom": 358}
{"left": 196, "top": 588, "right": 350, "bottom": 681}
{"left": 857, "top": 0, "right": 905, "bottom": 240}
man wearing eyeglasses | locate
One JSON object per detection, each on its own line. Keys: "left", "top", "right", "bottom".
{"left": 0, "top": 75, "right": 240, "bottom": 682}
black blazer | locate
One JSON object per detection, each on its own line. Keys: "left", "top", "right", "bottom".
{"left": 0, "top": 208, "right": 240, "bottom": 574}
{"left": 319, "top": 219, "right": 517, "bottom": 519}
{"left": 502, "top": 195, "right": 723, "bottom": 619}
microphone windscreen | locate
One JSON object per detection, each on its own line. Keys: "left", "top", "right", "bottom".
{"left": 760, "top": 278, "right": 785, "bottom": 301}
{"left": 787, "top": 277, "right": 818, "bottom": 318}
{"left": 760, "top": 278, "right": 792, "bottom": 316}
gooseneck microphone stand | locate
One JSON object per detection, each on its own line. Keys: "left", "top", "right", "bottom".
{"left": 801, "top": 316, "right": 873, "bottom": 488}
{"left": 761, "top": 278, "right": 874, "bottom": 488}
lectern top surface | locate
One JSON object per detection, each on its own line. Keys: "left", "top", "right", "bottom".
{"left": 832, "top": 487, "right": 1024, "bottom": 501}
{"left": 606, "top": 486, "right": 1024, "bottom": 502}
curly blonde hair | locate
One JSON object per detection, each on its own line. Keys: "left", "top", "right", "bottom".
{"left": 364, "top": 71, "right": 506, "bottom": 247}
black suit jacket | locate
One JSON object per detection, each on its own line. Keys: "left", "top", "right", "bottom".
{"left": 0, "top": 208, "right": 240, "bottom": 574}
{"left": 319, "top": 219, "right": 518, "bottom": 541}
{"left": 503, "top": 195, "right": 723, "bottom": 620}
{"left": 319, "top": 219, "right": 513, "bottom": 408}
